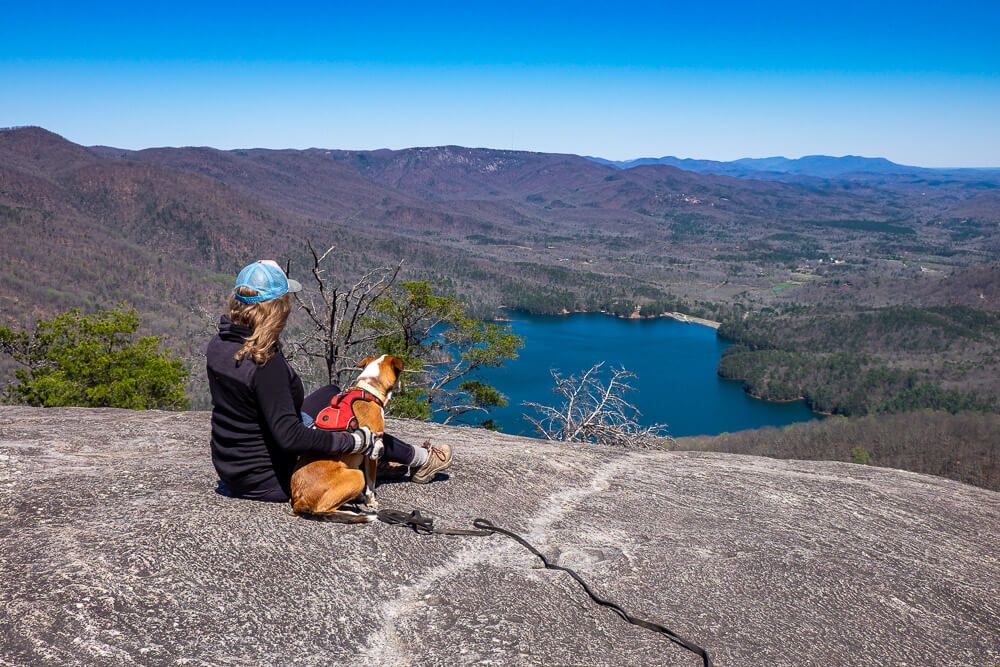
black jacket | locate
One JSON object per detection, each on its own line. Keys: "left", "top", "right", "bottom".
{"left": 206, "top": 315, "right": 355, "bottom": 501}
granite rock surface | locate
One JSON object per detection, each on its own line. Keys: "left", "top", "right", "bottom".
{"left": 1, "top": 406, "right": 998, "bottom": 666}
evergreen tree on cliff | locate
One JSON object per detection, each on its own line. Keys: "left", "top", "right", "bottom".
{"left": 0, "top": 305, "right": 188, "bottom": 410}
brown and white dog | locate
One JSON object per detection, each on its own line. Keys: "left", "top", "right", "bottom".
{"left": 289, "top": 354, "right": 404, "bottom": 523}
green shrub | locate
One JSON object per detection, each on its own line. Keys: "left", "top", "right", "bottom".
{"left": 0, "top": 305, "right": 188, "bottom": 410}
{"left": 851, "top": 446, "right": 873, "bottom": 465}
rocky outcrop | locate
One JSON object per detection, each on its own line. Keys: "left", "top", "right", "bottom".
{"left": 1, "top": 406, "right": 997, "bottom": 666}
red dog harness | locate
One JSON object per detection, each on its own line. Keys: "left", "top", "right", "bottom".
{"left": 313, "top": 387, "right": 384, "bottom": 432}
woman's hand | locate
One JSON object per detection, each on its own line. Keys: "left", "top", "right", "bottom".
{"left": 352, "top": 426, "right": 385, "bottom": 459}
{"left": 370, "top": 434, "right": 385, "bottom": 460}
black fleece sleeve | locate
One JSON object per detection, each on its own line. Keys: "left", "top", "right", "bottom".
{"left": 253, "top": 356, "right": 358, "bottom": 455}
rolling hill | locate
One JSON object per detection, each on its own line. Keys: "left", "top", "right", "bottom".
{"left": 3, "top": 125, "right": 1000, "bottom": 410}
{"left": 5, "top": 126, "right": 999, "bottom": 326}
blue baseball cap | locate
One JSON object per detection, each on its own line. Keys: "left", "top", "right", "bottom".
{"left": 233, "top": 260, "right": 303, "bottom": 303}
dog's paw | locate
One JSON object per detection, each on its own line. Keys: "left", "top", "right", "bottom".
{"left": 362, "top": 492, "right": 380, "bottom": 511}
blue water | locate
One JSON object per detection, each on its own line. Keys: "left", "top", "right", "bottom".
{"left": 454, "top": 313, "right": 817, "bottom": 437}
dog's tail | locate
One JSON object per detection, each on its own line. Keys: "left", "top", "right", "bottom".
{"left": 293, "top": 507, "right": 377, "bottom": 524}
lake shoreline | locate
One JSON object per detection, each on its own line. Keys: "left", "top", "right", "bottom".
{"left": 726, "top": 381, "right": 833, "bottom": 418}
{"left": 519, "top": 309, "right": 833, "bottom": 420}
{"left": 657, "top": 311, "right": 722, "bottom": 329}
{"left": 498, "top": 310, "right": 829, "bottom": 421}
{"left": 475, "top": 311, "right": 817, "bottom": 437}
{"left": 500, "top": 308, "right": 722, "bottom": 330}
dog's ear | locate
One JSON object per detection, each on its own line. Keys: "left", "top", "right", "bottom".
{"left": 357, "top": 356, "right": 377, "bottom": 369}
{"left": 388, "top": 355, "right": 404, "bottom": 375}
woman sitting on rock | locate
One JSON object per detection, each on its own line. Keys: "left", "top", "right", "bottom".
{"left": 206, "top": 260, "right": 452, "bottom": 501}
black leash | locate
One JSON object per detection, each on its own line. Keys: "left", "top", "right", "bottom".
{"left": 376, "top": 508, "right": 494, "bottom": 536}
{"left": 376, "top": 509, "right": 713, "bottom": 667}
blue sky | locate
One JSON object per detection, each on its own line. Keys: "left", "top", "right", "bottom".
{"left": 1, "top": 1, "right": 998, "bottom": 166}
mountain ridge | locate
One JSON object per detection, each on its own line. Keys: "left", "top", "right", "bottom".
{"left": 0, "top": 125, "right": 923, "bottom": 323}
{"left": 588, "top": 152, "right": 1000, "bottom": 179}
{"left": 2, "top": 128, "right": 998, "bottom": 317}
{"left": 4, "top": 125, "right": 1000, "bottom": 409}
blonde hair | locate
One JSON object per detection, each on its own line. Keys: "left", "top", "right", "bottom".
{"left": 228, "top": 287, "right": 291, "bottom": 365}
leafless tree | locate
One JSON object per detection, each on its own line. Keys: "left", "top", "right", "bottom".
{"left": 285, "top": 242, "right": 402, "bottom": 387}
{"left": 178, "top": 302, "right": 223, "bottom": 409}
{"left": 523, "top": 362, "right": 672, "bottom": 449}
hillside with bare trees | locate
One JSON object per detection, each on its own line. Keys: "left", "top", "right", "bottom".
{"left": 678, "top": 410, "right": 1000, "bottom": 491}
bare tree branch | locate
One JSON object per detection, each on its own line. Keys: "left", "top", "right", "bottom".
{"left": 523, "top": 363, "right": 673, "bottom": 450}
{"left": 286, "top": 244, "right": 403, "bottom": 386}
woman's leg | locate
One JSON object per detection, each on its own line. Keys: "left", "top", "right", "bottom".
{"left": 381, "top": 433, "right": 427, "bottom": 467}
{"left": 301, "top": 384, "right": 341, "bottom": 424}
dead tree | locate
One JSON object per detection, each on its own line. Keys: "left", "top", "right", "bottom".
{"left": 178, "top": 302, "right": 225, "bottom": 409}
{"left": 286, "top": 242, "right": 401, "bottom": 387}
{"left": 523, "top": 362, "right": 672, "bottom": 449}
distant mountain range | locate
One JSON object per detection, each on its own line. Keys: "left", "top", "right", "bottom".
{"left": 2, "top": 126, "right": 999, "bottom": 347}
{"left": 587, "top": 154, "right": 1000, "bottom": 180}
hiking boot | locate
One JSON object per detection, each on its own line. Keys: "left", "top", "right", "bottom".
{"left": 411, "top": 441, "right": 452, "bottom": 484}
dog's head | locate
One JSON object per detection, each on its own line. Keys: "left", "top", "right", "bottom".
{"left": 355, "top": 354, "right": 405, "bottom": 402}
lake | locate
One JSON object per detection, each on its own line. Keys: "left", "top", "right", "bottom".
{"left": 457, "top": 313, "right": 817, "bottom": 437}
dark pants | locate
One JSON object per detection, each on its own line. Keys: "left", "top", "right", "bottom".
{"left": 302, "top": 384, "right": 417, "bottom": 465}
